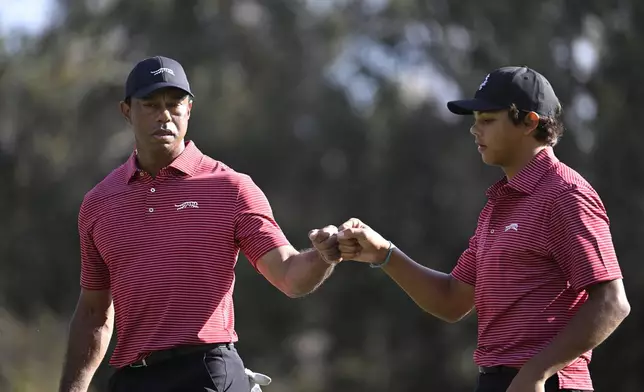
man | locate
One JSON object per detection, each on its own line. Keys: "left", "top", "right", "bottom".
{"left": 58, "top": 56, "right": 341, "bottom": 392}
{"left": 314, "top": 66, "right": 630, "bottom": 392}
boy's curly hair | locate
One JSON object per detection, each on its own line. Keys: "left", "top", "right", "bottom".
{"left": 508, "top": 103, "right": 564, "bottom": 146}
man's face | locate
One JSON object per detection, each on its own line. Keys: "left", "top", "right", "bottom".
{"left": 120, "top": 87, "right": 192, "bottom": 152}
{"left": 470, "top": 110, "right": 525, "bottom": 167}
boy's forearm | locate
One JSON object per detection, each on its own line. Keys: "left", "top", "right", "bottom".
{"left": 521, "top": 280, "right": 630, "bottom": 381}
{"left": 382, "top": 249, "right": 466, "bottom": 322}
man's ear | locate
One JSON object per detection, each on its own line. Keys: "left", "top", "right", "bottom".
{"left": 120, "top": 100, "right": 132, "bottom": 124}
{"left": 523, "top": 111, "right": 540, "bottom": 135}
{"left": 186, "top": 99, "right": 193, "bottom": 119}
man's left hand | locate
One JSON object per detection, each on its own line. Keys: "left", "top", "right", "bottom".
{"left": 506, "top": 370, "right": 546, "bottom": 392}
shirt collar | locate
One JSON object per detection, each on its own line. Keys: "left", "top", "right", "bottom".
{"left": 125, "top": 140, "right": 203, "bottom": 184}
{"left": 486, "top": 147, "right": 558, "bottom": 197}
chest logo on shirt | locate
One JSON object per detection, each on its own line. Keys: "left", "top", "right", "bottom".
{"left": 175, "top": 201, "right": 199, "bottom": 210}
{"left": 504, "top": 223, "right": 519, "bottom": 232}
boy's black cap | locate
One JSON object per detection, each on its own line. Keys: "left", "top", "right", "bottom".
{"left": 447, "top": 66, "right": 560, "bottom": 116}
{"left": 124, "top": 56, "right": 194, "bottom": 100}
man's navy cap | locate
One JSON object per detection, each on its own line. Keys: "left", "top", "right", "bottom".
{"left": 447, "top": 66, "right": 560, "bottom": 116}
{"left": 124, "top": 56, "right": 194, "bottom": 100}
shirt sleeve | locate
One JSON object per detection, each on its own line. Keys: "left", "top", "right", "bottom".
{"left": 450, "top": 232, "right": 478, "bottom": 287}
{"left": 234, "top": 175, "right": 291, "bottom": 268}
{"left": 548, "top": 185, "right": 623, "bottom": 292}
{"left": 78, "top": 197, "right": 111, "bottom": 290}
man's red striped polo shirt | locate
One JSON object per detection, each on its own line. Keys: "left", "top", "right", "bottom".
{"left": 78, "top": 141, "right": 290, "bottom": 368}
{"left": 451, "top": 148, "right": 623, "bottom": 390}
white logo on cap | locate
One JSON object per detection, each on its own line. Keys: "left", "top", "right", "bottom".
{"left": 151, "top": 68, "right": 175, "bottom": 76}
{"left": 478, "top": 74, "right": 490, "bottom": 90}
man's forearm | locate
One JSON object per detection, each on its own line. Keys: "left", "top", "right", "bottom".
{"left": 59, "top": 313, "right": 113, "bottom": 392}
{"left": 521, "top": 280, "right": 630, "bottom": 380}
{"left": 283, "top": 249, "right": 335, "bottom": 297}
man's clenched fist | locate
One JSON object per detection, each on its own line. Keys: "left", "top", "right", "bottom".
{"left": 309, "top": 225, "right": 341, "bottom": 264}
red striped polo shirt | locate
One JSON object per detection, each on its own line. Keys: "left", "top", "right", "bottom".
{"left": 451, "top": 148, "right": 622, "bottom": 390}
{"left": 78, "top": 141, "right": 290, "bottom": 368}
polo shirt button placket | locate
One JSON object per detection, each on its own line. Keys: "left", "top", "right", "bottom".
{"left": 147, "top": 176, "right": 159, "bottom": 214}
{"left": 148, "top": 187, "right": 156, "bottom": 213}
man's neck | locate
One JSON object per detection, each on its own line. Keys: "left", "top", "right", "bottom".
{"left": 136, "top": 142, "right": 185, "bottom": 177}
{"left": 502, "top": 145, "right": 548, "bottom": 181}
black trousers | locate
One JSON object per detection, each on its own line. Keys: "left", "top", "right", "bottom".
{"left": 108, "top": 344, "right": 251, "bottom": 392}
{"left": 476, "top": 370, "right": 592, "bottom": 392}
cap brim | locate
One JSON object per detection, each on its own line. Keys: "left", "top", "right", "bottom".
{"left": 130, "top": 82, "right": 194, "bottom": 99}
{"left": 446, "top": 98, "right": 508, "bottom": 115}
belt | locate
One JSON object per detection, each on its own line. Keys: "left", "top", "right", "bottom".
{"left": 128, "top": 342, "right": 233, "bottom": 368}
{"left": 478, "top": 365, "right": 519, "bottom": 374}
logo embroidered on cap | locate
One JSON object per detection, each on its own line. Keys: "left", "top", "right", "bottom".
{"left": 478, "top": 74, "right": 490, "bottom": 90}
{"left": 175, "top": 201, "right": 199, "bottom": 210}
{"left": 151, "top": 68, "right": 175, "bottom": 76}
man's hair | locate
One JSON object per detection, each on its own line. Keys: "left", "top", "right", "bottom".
{"left": 508, "top": 104, "right": 564, "bottom": 146}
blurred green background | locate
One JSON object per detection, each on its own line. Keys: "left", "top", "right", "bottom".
{"left": 1, "top": 0, "right": 642, "bottom": 391}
